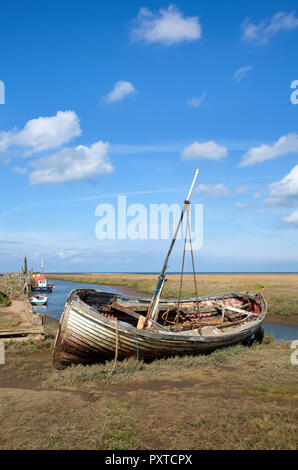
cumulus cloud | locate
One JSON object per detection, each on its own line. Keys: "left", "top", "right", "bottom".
{"left": 234, "top": 185, "right": 250, "bottom": 195}
{"left": 182, "top": 141, "right": 227, "bottom": 161}
{"left": 131, "top": 5, "right": 202, "bottom": 45}
{"left": 195, "top": 183, "right": 230, "bottom": 199}
{"left": 101, "top": 81, "right": 136, "bottom": 104}
{"left": 267, "top": 165, "right": 298, "bottom": 206}
{"left": 241, "top": 11, "right": 298, "bottom": 45}
{"left": 282, "top": 210, "right": 298, "bottom": 225}
{"left": 0, "top": 111, "right": 81, "bottom": 155}
{"left": 29, "top": 141, "right": 113, "bottom": 185}
{"left": 187, "top": 92, "right": 206, "bottom": 108}
{"left": 240, "top": 133, "right": 298, "bottom": 166}
{"left": 233, "top": 65, "right": 253, "bottom": 83}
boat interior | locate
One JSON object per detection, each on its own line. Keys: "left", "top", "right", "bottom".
{"left": 71, "top": 289, "right": 264, "bottom": 334}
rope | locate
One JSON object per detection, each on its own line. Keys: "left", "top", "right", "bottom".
{"left": 186, "top": 211, "right": 202, "bottom": 334}
{"left": 104, "top": 318, "right": 119, "bottom": 390}
{"left": 177, "top": 211, "right": 188, "bottom": 311}
{"left": 84, "top": 322, "right": 139, "bottom": 377}
{"left": 83, "top": 321, "right": 140, "bottom": 440}
{"left": 175, "top": 205, "right": 202, "bottom": 333}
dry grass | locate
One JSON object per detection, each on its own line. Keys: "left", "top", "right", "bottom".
{"left": 49, "top": 273, "right": 298, "bottom": 324}
{"left": 0, "top": 335, "right": 297, "bottom": 449}
{"left": 0, "top": 274, "right": 26, "bottom": 302}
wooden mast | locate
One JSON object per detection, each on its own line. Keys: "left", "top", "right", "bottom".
{"left": 144, "top": 169, "right": 199, "bottom": 326}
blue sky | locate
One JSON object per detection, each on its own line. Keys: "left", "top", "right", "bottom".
{"left": 0, "top": 0, "right": 298, "bottom": 273}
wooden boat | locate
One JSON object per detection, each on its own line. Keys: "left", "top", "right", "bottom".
{"left": 52, "top": 289, "right": 266, "bottom": 369}
{"left": 30, "top": 295, "right": 48, "bottom": 306}
{"left": 52, "top": 170, "right": 267, "bottom": 369}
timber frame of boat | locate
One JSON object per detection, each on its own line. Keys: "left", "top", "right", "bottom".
{"left": 52, "top": 288, "right": 267, "bottom": 369}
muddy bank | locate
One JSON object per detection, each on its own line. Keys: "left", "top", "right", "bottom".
{"left": 44, "top": 314, "right": 59, "bottom": 328}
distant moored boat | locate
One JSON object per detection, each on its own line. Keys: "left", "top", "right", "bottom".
{"left": 30, "top": 295, "right": 48, "bottom": 306}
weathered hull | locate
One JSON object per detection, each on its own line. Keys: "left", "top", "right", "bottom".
{"left": 52, "top": 290, "right": 266, "bottom": 369}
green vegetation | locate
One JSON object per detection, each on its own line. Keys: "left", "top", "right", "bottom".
{"left": 0, "top": 291, "right": 11, "bottom": 307}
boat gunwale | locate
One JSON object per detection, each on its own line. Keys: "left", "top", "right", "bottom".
{"left": 61, "top": 288, "right": 267, "bottom": 343}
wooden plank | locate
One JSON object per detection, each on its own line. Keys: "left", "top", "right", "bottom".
{"left": 137, "top": 315, "right": 146, "bottom": 330}
{"left": 111, "top": 302, "right": 169, "bottom": 331}
{"left": 0, "top": 327, "right": 44, "bottom": 336}
{"left": 214, "top": 301, "right": 252, "bottom": 317}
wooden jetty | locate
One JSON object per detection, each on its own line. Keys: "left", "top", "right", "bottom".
{"left": 0, "top": 270, "right": 45, "bottom": 342}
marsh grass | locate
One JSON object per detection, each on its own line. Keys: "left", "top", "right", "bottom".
{"left": 43, "top": 335, "right": 275, "bottom": 390}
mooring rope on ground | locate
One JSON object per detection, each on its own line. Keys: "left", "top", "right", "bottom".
{"left": 85, "top": 321, "right": 140, "bottom": 412}
{"left": 85, "top": 322, "right": 139, "bottom": 378}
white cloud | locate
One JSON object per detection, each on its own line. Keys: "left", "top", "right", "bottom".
{"left": 29, "top": 141, "right": 113, "bottom": 185}
{"left": 101, "top": 81, "right": 136, "bottom": 104}
{"left": 282, "top": 210, "right": 298, "bottom": 225}
{"left": 57, "top": 250, "right": 77, "bottom": 259}
{"left": 187, "top": 92, "right": 206, "bottom": 108}
{"left": 0, "top": 110, "right": 81, "bottom": 155}
{"left": 267, "top": 165, "right": 298, "bottom": 206}
{"left": 254, "top": 192, "right": 262, "bottom": 199}
{"left": 182, "top": 141, "right": 227, "bottom": 161}
{"left": 109, "top": 139, "right": 271, "bottom": 155}
{"left": 11, "top": 166, "right": 28, "bottom": 174}
{"left": 235, "top": 202, "right": 249, "bottom": 209}
{"left": 131, "top": 5, "right": 202, "bottom": 45}
{"left": 233, "top": 65, "right": 253, "bottom": 83}
{"left": 240, "top": 133, "right": 298, "bottom": 166}
{"left": 234, "top": 185, "right": 250, "bottom": 195}
{"left": 195, "top": 183, "right": 230, "bottom": 199}
{"left": 242, "top": 11, "right": 298, "bottom": 45}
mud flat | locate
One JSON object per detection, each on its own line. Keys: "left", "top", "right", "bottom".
{"left": 0, "top": 322, "right": 297, "bottom": 450}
